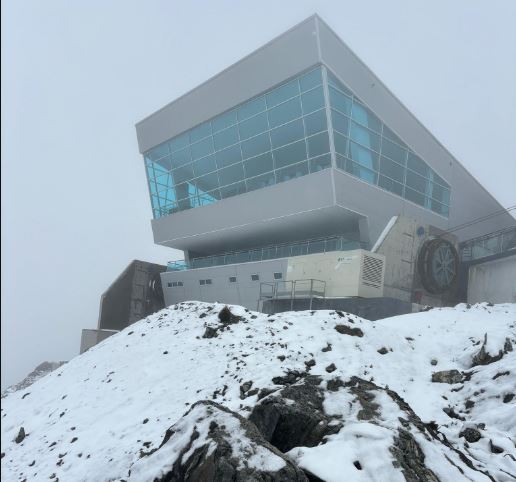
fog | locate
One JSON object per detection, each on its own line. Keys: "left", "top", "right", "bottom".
{"left": 2, "top": 0, "right": 515, "bottom": 389}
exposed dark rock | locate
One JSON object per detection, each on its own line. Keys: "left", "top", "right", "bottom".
{"left": 15, "top": 427, "right": 25, "bottom": 444}
{"left": 377, "top": 347, "right": 389, "bottom": 355}
{"left": 489, "top": 439, "right": 504, "bottom": 454}
{"left": 304, "top": 359, "right": 316, "bottom": 369}
{"left": 443, "top": 407, "right": 465, "bottom": 420}
{"left": 277, "top": 355, "right": 286, "bottom": 362}
{"left": 326, "top": 378, "right": 344, "bottom": 392}
{"left": 431, "top": 370, "right": 463, "bottom": 384}
{"left": 138, "top": 401, "right": 309, "bottom": 481}
{"left": 471, "top": 334, "right": 513, "bottom": 367}
{"left": 503, "top": 393, "right": 514, "bottom": 403}
{"left": 460, "top": 427, "right": 481, "bottom": 443}
{"left": 325, "top": 363, "right": 336, "bottom": 373}
{"left": 321, "top": 344, "right": 332, "bottom": 352}
{"left": 430, "top": 359, "right": 438, "bottom": 366}
{"left": 272, "top": 371, "right": 306, "bottom": 386}
{"left": 202, "top": 327, "right": 219, "bottom": 339}
{"left": 335, "top": 324, "right": 363, "bottom": 337}
{"left": 250, "top": 375, "right": 341, "bottom": 453}
{"left": 218, "top": 306, "right": 242, "bottom": 326}
{"left": 492, "top": 371, "right": 510, "bottom": 380}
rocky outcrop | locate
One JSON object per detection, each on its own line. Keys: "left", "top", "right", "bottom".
{"left": 431, "top": 369, "right": 464, "bottom": 384}
{"left": 471, "top": 334, "right": 513, "bottom": 367}
{"left": 129, "top": 401, "right": 308, "bottom": 481}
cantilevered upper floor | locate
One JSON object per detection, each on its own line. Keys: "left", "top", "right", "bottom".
{"left": 135, "top": 15, "right": 515, "bottom": 258}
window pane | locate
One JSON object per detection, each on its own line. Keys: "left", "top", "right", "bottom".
{"left": 407, "top": 153, "right": 429, "bottom": 178}
{"left": 382, "top": 125, "right": 406, "bottom": 148}
{"left": 405, "top": 187, "right": 425, "bottom": 206}
{"left": 307, "top": 131, "right": 330, "bottom": 158}
{"left": 171, "top": 164, "right": 195, "bottom": 184}
{"left": 189, "top": 122, "right": 211, "bottom": 143}
{"left": 193, "top": 155, "right": 217, "bottom": 176}
{"left": 243, "top": 152, "right": 273, "bottom": 178}
{"left": 301, "top": 86, "right": 325, "bottom": 114}
{"left": 237, "top": 96, "right": 266, "bottom": 121}
{"left": 349, "top": 141, "right": 378, "bottom": 171}
{"left": 270, "top": 119, "right": 304, "bottom": 149}
{"left": 346, "top": 159, "right": 378, "bottom": 185}
{"left": 331, "top": 109, "right": 349, "bottom": 135}
{"left": 238, "top": 112, "right": 268, "bottom": 140}
{"left": 336, "top": 154, "right": 346, "bottom": 170}
{"left": 350, "top": 121, "right": 380, "bottom": 151}
{"left": 431, "top": 182, "right": 450, "bottom": 205}
{"left": 327, "top": 72, "right": 353, "bottom": 96}
{"left": 220, "top": 181, "right": 246, "bottom": 199}
{"left": 334, "top": 131, "right": 348, "bottom": 156}
{"left": 433, "top": 172, "right": 449, "bottom": 189}
{"left": 191, "top": 137, "right": 214, "bottom": 160}
{"left": 406, "top": 170, "right": 428, "bottom": 194}
{"left": 309, "top": 154, "right": 331, "bottom": 173}
{"left": 304, "top": 109, "right": 327, "bottom": 136}
{"left": 273, "top": 140, "right": 307, "bottom": 169}
{"left": 379, "top": 175, "right": 403, "bottom": 196}
{"left": 275, "top": 161, "right": 309, "bottom": 183}
{"left": 268, "top": 97, "right": 302, "bottom": 128}
{"left": 379, "top": 156, "right": 404, "bottom": 182}
{"left": 266, "top": 79, "right": 300, "bottom": 108}
{"left": 213, "top": 125, "right": 239, "bottom": 151}
{"left": 329, "top": 87, "right": 351, "bottom": 115}
{"left": 241, "top": 133, "right": 271, "bottom": 159}
{"left": 431, "top": 199, "right": 449, "bottom": 216}
{"left": 154, "top": 154, "right": 173, "bottom": 171}
{"left": 216, "top": 145, "right": 242, "bottom": 169}
{"left": 381, "top": 138, "right": 407, "bottom": 164}
{"left": 299, "top": 68, "right": 322, "bottom": 92}
{"left": 351, "top": 101, "right": 381, "bottom": 133}
{"left": 195, "top": 172, "right": 219, "bottom": 192}
{"left": 246, "top": 172, "right": 276, "bottom": 191}
{"left": 212, "top": 110, "right": 237, "bottom": 133}
{"left": 171, "top": 146, "right": 192, "bottom": 168}
{"left": 147, "top": 143, "right": 169, "bottom": 161}
{"left": 168, "top": 133, "right": 189, "bottom": 153}
{"left": 218, "top": 163, "right": 245, "bottom": 186}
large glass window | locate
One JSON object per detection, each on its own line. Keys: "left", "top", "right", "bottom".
{"left": 327, "top": 71, "right": 450, "bottom": 217}
{"left": 144, "top": 65, "right": 450, "bottom": 219}
{"left": 144, "top": 66, "right": 330, "bottom": 218}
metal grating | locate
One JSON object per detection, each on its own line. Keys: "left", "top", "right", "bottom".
{"left": 362, "top": 255, "right": 383, "bottom": 288}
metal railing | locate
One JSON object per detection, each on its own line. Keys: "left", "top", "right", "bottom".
{"left": 460, "top": 226, "right": 516, "bottom": 262}
{"left": 258, "top": 279, "right": 326, "bottom": 311}
{"left": 167, "top": 235, "right": 365, "bottom": 271}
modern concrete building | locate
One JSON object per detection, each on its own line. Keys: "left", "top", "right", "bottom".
{"left": 135, "top": 15, "right": 516, "bottom": 311}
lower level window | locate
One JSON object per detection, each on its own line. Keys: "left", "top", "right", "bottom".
{"left": 273, "top": 272, "right": 283, "bottom": 280}
{"left": 251, "top": 274, "right": 260, "bottom": 281}
{"left": 200, "top": 279, "right": 212, "bottom": 285}
{"left": 229, "top": 276, "right": 237, "bottom": 283}
{"left": 168, "top": 281, "right": 183, "bottom": 287}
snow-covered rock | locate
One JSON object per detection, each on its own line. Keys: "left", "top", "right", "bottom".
{"left": 1, "top": 302, "right": 515, "bottom": 481}
{"left": 2, "top": 361, "right": 66, "bottom": 398}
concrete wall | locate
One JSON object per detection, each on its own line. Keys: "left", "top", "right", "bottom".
{"left": 80, "top": 329, "right": 118, "bottom": 354}
{"left": 467, "top": 254, "right": 516, "bottom": 304}
{"left": 162, "top": 258, "right": 288, "bottom": 311}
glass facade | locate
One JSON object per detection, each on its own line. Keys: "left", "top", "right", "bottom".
{"left": 143, "top": 65, "right": 451, "bottom": 219}
{"left": 327, "top": 72, "right": 451, "bottom": 217}
{"left": 144, "top": 67, "right": 331, "bottom": 218}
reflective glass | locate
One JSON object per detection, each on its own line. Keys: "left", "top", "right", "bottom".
{"left": 329, "top": 87, "right": 351, "bottom": 115}
{"left": 191, "top": 138, "right": 213, "bottom": 160}
{"left": 351, "top": 102, "right": 381, "bottom": 133}
{"left": 196, "top": 173, "right": 219, "bottom": 193}
{"left": 244, "top": 152, "right": 274, "bottom": 178}
{"left": 238, "top": 112, "right": 268, "bottom": 140}
{"left": 246, "top": 172, "right": 275, "bottom": 191}
{"left": 268, "top": 97, "right": 302, "bottom": 128}
{"left": 334, "top": 131, "right": 348, "bottom": 156}
{"left": 218, "top": 163, "right": 245, "bottom": 186}
{"left": 241, "top": 133, "right": 271, "bottom": 159}
{"left": 307, "top": 131, "right": 330, "bottom": 158}
{"left": 212, "top": 110, "right": 237, "bottom": 133}
{"left": 345, "top": 159, "right": 377, "bottom": 185}
{"left": 349, "top": 141, "right": 378, "bottom": 171}
{"left": 350, "top": 122, "right": 380, "bottom": 152}
{"left": 405, "top": 187, "right": 425, "bottom": 207}
{"left": 169, "top": 133, "right": 189, "bottom": 153}
{"left": 213, "top": 125, "right": 239, "bottom": 151}
{"left": 220, "top": 181, "right": 246, "bottom": 199}
{"left": 270, "top": 119, "right": 304, "bottom": 149}
{"left": 189, "top": 122, "right": 211, "bottom": 143}
{"left": 381, "top": 138, "right": 406, "bottom": 164}
{"left": 266, "top": 79, "right": 300, "bottom": 108}
{"left": 331, "top": 109, "right": 349, "bottom": 135}
{"left": 216, "top": 145, "right": 242, "bottom": 168}
{"left": 309, "top": 154, "right": 331, "bottom": 173}
{"left": 171, "top": 147, "right": 191, "bottom": 169}
{"left": 301, "top": 87, "right": 325, "bottom": 114}
{"left": 237, "top": 96, "right": 267, "bottom": 121}
{"left": 382, "top": 125, "right": 406, "bottom": 148}
{"left": 379, "top": 156, "right": 404, "bottom": 182}
{"left": 406, "top": 170, "right": 428, "bottom": 194}
{"left": 299, "top": 68, "right": 322, "bottom": 92}
{"left": 303, "top": 109, "right": 327, "bottom": 136}
{"left": 172, "top": 165, "right": 195, "bottom": 184}
{"left": 273, "top": 140, "right": 307, "bottom": 169}
{"left": 379, "top": 175, "right": 404, "bottom": 196}
{"left": 327, "top": 72, "right": 353, "bottom": 96}
{"left": 407, "top": 153, "right": 429, "bottom": 178}
{"left": 193, "top": 155, "right": 217, "bottom": 176}
{"left": 147, "top": 143, "right": 169, "bottom": 161}
{"left": 276, "top": 161, "right": 309, "bottom": 183}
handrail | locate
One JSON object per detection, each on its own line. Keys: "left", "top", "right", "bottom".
{"left": 258, "top": 279, "right": 326, "bottom": 312}
{"left": 460, "top": 225, "right": 516, "bottom": 262}
{"left": 168, "top": 235, "right": 365, "bottom": 271}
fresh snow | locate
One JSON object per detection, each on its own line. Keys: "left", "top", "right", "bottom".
{"left": 1, "top": 302, "right": 515, "bottom": 481}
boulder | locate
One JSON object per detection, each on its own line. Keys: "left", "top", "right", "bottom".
{"left": 431, "top": 370, "right": 463, "bottom": 384}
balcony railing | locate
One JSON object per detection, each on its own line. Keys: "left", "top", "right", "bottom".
{"left": 460, "top": 226, "right": 516, "bottom": 262}
{"left": 167, "top": 235, "right": 365, "bottom": 271}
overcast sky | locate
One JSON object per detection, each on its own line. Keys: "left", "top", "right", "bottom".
{"left": 2, "top": 0, "right": 516, "bottom": 389}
